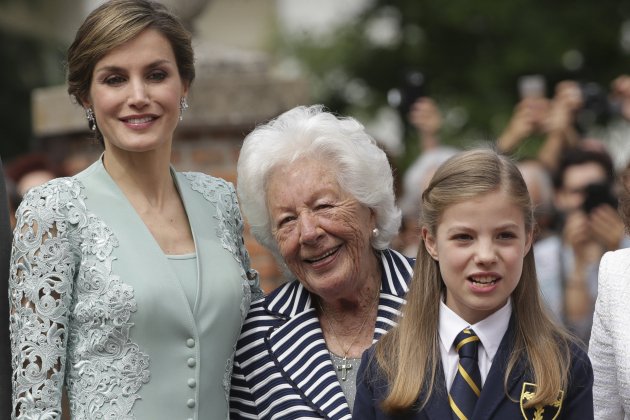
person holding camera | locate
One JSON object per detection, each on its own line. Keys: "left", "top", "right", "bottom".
{"left": 539, "top": 147, "right": 627, "bottom": 344}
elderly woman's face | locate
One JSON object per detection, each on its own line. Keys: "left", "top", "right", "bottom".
{"left": 266, "top": 158, "right": 376, "bottom": 299}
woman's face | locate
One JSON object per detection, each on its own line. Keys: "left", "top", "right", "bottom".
{"left": 266, "top": 157, "right": 377, "bottom": 301}
{"left": 86, "top": 28, "right": 188, "bottom": 155}
{"left": 423, "top": 189, "right": 533, "bottom": 324}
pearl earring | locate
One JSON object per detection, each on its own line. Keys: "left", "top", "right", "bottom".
{"left": 372, "top": 228, "right": 379, "bottom": 238}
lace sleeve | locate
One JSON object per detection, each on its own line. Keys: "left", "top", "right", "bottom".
{"left": 229, "top": 183, "right": 263, "bottom": 302}
{"left": 9, "top": 182, "right": 79, "bottom": 419}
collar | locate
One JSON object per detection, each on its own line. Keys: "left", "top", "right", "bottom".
{"left": 438, "top": 299, "right": 512, "bottom": 361}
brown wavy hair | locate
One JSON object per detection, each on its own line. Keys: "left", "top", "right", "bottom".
{"left": 375, "top": 148, "right": 575, "bottom": 413}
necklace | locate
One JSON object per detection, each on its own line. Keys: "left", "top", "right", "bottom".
{"left": 318, "top": 289, "right": 380, "bottom": 381}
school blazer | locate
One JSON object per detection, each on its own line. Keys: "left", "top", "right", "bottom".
{"left": 0, "top": 158, "right": 11, "bottom": 419}
{"left": 230, "top": 248, "right": 414, "bottom": 419}
{"left": 354, "top": 319, "right": 594, "bottom": 419}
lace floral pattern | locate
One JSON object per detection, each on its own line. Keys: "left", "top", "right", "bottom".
{"left": 185, "top": 173, "right": 262, "bottom": 400}
{"left": 9, "top": 178, "right": 150, "bottom": 420}
{"left": 185, "top": 173, "right": 262, "bottom": 310}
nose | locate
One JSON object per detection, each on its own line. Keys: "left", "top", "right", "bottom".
{"left": 474, "top": 238, "right": 497, "bottom": 265}
{"left": 127, "top": 78, "right": 150, "bottom": 108}
{"left": 298, "top": 212, "right": 323, "bottom": 245}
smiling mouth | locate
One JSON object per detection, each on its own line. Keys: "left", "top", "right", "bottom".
{"left": 305, "top": 246, "right": 341, "bottom": 263}
{"left": 468, "top": 276, "right": 499, "bottom": 287}
{"left": 124, "top": 116, "right": 156, "bottom": 124}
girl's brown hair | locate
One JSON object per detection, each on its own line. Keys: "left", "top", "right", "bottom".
{"left": 375, "top": 148, "right": 574, "bottom": 412}
{"left": 66, "top": 0, "right": 195, "bottom": 145}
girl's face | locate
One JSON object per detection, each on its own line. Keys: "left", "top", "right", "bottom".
{"left": 86, "top": 28, "right": 188, "bottom": 155}
{"left": 422, "top": 189, "right": 533, "bottom": 324}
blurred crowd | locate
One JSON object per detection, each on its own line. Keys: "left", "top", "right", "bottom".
{"left": 394, "top": 75, "right": 630, "bottom": 345}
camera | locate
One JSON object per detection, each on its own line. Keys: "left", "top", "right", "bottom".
{"left": 576, "top": 82, "right": 621, "bottom": 132}
{"left": 582, "top": 182, "right": 618, "bottom": 214}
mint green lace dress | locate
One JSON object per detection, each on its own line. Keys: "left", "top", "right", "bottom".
{"left": 9, "top": 159, "right": 262, "bottom": 420}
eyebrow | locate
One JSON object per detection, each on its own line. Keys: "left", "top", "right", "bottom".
{"left": 94, "top": 59, "right": 173, "bottom": 74}
{"left": 445, "top": 222, "right": 521, "bottom": 234}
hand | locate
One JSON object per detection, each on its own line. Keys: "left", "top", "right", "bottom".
{"left": 553, "top": 80, "right": 583, "bottom": 113}
{"left": 563, "top": 211, "right": 601, "bottom": 263}
{"left": 590, "top": 203, "right": 625, "bottom": 251}
{"left": 497, "top": 97, "right": 549, "bottom": 152}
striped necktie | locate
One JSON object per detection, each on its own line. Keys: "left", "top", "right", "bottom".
{"left": 449, "top": 328, "right": 482, "bottom": 420}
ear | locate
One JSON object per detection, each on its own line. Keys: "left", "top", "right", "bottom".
{"left": 80, "top": 96, "right": 92, "bottom": 110}
{"left": 421, "top": 226, "right": 439, "bottom": 261}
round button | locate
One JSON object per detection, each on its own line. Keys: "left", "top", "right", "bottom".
{"left": 186, "top": 338, "right": 195, "bottom": 348}
{"left": 187, "top": 358, "right": 196, "bottom": 368}
{"left": 187, "top": 398, "right": 196, "bottom": 408}
{"left": 187, "top": 378, "right": 197, "bottom": 388}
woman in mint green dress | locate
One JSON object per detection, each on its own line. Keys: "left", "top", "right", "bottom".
{"left": 8, "top": 1, "right": 261, "bottom": 419}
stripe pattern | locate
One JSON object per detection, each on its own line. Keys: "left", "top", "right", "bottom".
{"left": 230, "top": 249, "right": 414, "bottom": 419}
{"left": 449, "top": 328, "right": 482, "bottom": 420}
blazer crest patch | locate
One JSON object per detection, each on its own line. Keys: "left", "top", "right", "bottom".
{"left": 519, "top": 382, "right": 563, "bottom": 420}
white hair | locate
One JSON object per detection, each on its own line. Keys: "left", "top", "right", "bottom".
{"left": 237, "top": 105, "right": 401, "bottom": 256}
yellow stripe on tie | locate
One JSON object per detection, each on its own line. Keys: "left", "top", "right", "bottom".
{"left": 448, "top": 394, "right": 468, "bottom": 420}
{"left": 456, "top": 336, "right": 480, "bottom": 352}
{"left": 457, "top": 363, "right": 481, "bottom": 396}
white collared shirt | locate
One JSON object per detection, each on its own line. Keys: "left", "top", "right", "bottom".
{"left": 438, "top": 299, "right": 512, "bottom": 392}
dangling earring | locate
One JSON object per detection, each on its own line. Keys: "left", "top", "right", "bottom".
{"left": 85, "top": 108, "right": 96, "bottom": 131}
{"left": 372, "top": 228, "right": 379, "bottom": 238}
{"left": 179, "top": 97, "right": 189, "bottom": 121}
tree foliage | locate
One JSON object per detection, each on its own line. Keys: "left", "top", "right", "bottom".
{"left": 276, "top": 0, "right": 630, "bottom": 165}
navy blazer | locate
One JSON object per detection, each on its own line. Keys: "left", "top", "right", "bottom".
{"left": 0, "top": 158, "right": 11, "bottom": 419}
{"left": 230, "top": 248, "right": 414, "bottom": 419}
{"left": 354, "top": 320, "right": 594, "bottom": 419}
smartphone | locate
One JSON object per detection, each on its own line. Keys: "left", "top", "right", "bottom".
{"left": 399, "top": 71, "right": 426, "bottom": 114}
{"left": 518, "top": 75, "right": 546, "bottom": 99}
{"left": 582, "top": 182, "right": 618, "bottom": 214}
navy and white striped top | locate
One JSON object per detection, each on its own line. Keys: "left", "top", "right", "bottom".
{"left": 230, "top": 248, "right": 414, "bottom": 419}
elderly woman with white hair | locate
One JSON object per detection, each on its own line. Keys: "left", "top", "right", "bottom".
{"left": 230, "top": 105, "right": 414, "bottom": 419}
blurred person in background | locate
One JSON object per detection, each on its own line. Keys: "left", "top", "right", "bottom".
{"left": 4, "top": 153, "right": 60, "bottom": 209}
{"left": 0, "top": 157, "right": 12, "bottom": 419}
{"left": 9, "top": 1, "right": 261, "bottom": 419}
{"left": 547, "top": 146, "right": 627, "bottom": 343}
{"left": 230, "top": 105, "right": 414, "bottom": 418}
{"left": 589, "top": 159, "right": 630, "bottom": 419}
{"left": 398, "top": 97, "right": 459, "bottom": 258}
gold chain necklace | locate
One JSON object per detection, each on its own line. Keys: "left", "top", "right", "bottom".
{"left": 317, "top": 289, "right": 380, "bottom": 381}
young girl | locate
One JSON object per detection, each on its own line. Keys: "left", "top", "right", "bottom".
{"left": 354, "top": 149, "right": 593, "bottom": 419}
